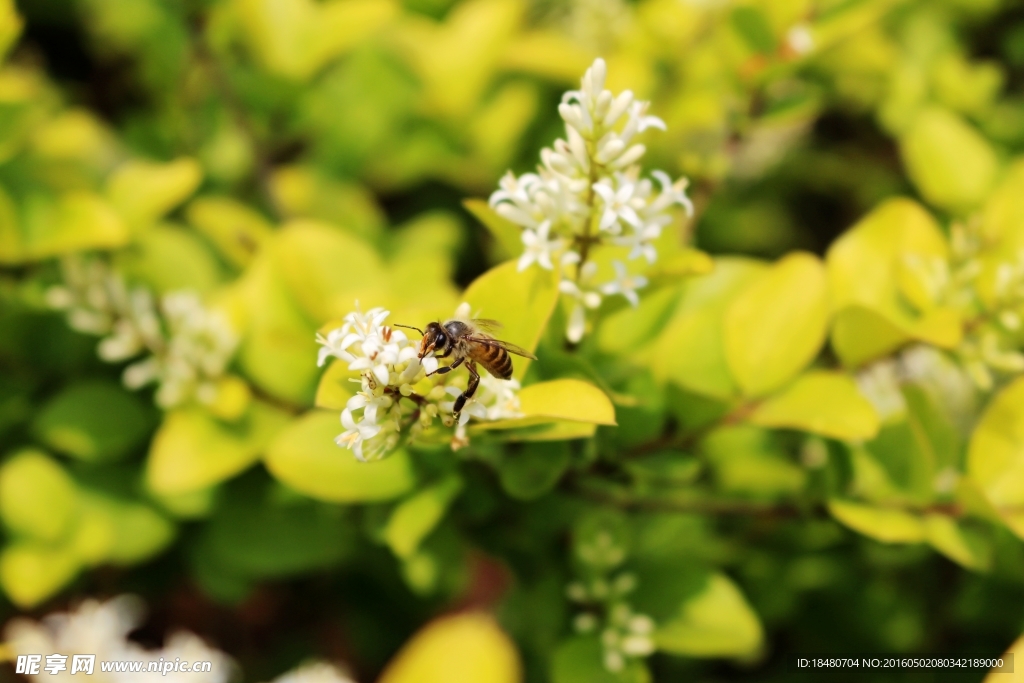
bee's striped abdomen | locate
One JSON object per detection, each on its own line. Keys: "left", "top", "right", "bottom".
{"left": 471, "top": 343, "right": 513, "bottom": 380}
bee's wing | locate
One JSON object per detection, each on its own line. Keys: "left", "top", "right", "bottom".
{"left": 467, "top": 336, "right": 538, "bottom": 360}
{"left": 470, "top": 318, "right": 503, "bottom": 332}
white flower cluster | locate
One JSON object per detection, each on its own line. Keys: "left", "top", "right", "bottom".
{"left": 3, "top": 596, "right": 355, "bottom": 683}
{"left": 317, "top": 303, "right": 522, "bottom": 460}
{"left": 47, "top": 257, "right": 238, "bottom": 409}
{"left": 3, "top": 595, "right": 233, "bottom": 683}
{"left": 489, "top": 58, "right": 693, "bottom": 342}
{"left": 568, "top": 571, "right": 656, "bottom": 673}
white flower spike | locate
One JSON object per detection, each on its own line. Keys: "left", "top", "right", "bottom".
{"left": 488, "top": 58, "right": 693, "bottom": 343}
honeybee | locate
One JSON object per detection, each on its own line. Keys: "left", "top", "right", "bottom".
{"left": 395, "top": 318, "right": 536, "bottom": 420}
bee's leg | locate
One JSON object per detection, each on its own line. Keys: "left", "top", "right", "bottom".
{"left": 452, "top": 362, "right": 480, "bottom": 420}
{"left": 427, "top": 356, "right": 463, "bottom": 377}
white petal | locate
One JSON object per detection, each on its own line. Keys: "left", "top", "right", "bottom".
{"left": 422, "top": 356, "right": 439, "bottom": 374}
{"left": 567, "top": 303, "right": 586, "bottom": 343}
{"left": 518, "top": 251, "right": 536, "bottom": 272}
{"left": 560, "top": 279, "right": 582, "bottom": 297}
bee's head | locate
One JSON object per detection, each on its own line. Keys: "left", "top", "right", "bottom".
{"left": 419, "top": 322, "right": 449, "bottom": 358}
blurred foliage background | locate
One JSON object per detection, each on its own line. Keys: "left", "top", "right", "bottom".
{"left": 3, "top": 0, "right": 1024, "bottom": 681}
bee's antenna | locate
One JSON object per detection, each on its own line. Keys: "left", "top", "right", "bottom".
{"left": 393, "top": 323, "right": 425, "bottom": 335}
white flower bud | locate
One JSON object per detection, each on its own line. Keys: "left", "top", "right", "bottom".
{"left": 620, "top": 635, "right": 655, "bottom": 656}
{"left": 609, "top": 144, "right": 646, "bottom": 169}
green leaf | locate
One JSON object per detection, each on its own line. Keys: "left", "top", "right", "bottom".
{"left": 730, "top": 6, "right": 777, "bottom": 55}
{"left": 33, "top": 381, "right": 155, "bottom": 462}
{"left": 863, "top": 415, "right": 937, "bottom": 506}
{"left": 106, "top": 157, "right": 203, "bottom": 231}
{"left": 0, "top": 189, "right": 129, "bottom": 264}
{"left": 648, "top": 258, "right": 767, "bottom": 399}
{"left": 923, "top": 514, "right": 991, "bottom": 572}
{"left": 378, "top": 611, "right": 522, "bottom": 683}
{"left": 263, "top": 410, "right": 416, "bottom": 503}
{"left": 724, "top": 252, "right": 828, "bottom": 397}
{"left": 749, "top": 371, "right": 880, "bottom": 440}
{"left": 462, "top": 259, "right": 560, "bottom": 380}
{"left": 967, "top": 376, "right": 1024, "bottom": 538}
{"left": 0, "top": 541, "right": 80, "bottom": 608}
{"left": 0, "top": 450, "right": 79, "bottom": 542}
{"left": 497, "top": 441, "right": 570, "bottom": 500}
{"left": 827, "top": 499, "right": 926, "bottom": 543}
{"left": 383, "top": 474, "right": 463, "bottom": 558}
{"left": 826, "top": 199, "right": 961, "bottom": 366}
{"left": 701, "top": 426, "right": 806, "bottom": 497}
{"left": 552, "top": 637, "right": 650, "bottom": 683}
{"left": 463, "top": 198, "right": 522, "bottom": 261}
{"left": 146, "top": 401, "right": 291, "bottom": 496}
{"left": 196, "top": 490, "right": 352, "bottom": 578}
{"left": 654, "top": 572, "right": 764, "bottom": 658}
{"left": 900, "top": 106, "right": 999, "bottom": 213}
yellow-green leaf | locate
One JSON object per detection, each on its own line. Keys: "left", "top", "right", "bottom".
{"left": 828, "top": 499, "right": 926, "bottom": 543}
{"left": 463, "top": 198, "right": 521, "bottom": 260}
{"left": 655, "top": 573, "right": 763, "bottom": 658}
{"left": 236, "top": 0, "right": 398, "bottom": 80}
{"left": 470, "top": 419, "right": 597, "bottom": 442}
{"left": 146, "top": 401, "right": 290, "bottom": 496}
{"left": 186, "top": 196, "right": 274, "bottom": 268}
{"left": 383, "top": 475, "right": 463, "bottom": 559}
{"left": 0, "top": 0, "right": 23, "bottom": 62}
{"left": 264, "top": 410, "right": 416, "bottom": 503}
{"left": 378, "top": 611, "right": 522, "bottom": 683}
{"left": 272, "top": 166, "right": 385, "bottom": 241}
{"left": 724, "top": 252, "right": 828, "bottom": 396}
{"left": 900, "top": 106, "right": 999, "bottom": 213}
{"left": 826, "top": 199, "right": 961, "bottom": 365}
{"left": 0, "top": 450, "right": 79, "bottom": 542}
{"left": 237, "top": 254, "right": 320, "bottom": 405}
{"left": 106, "top": 157, "right": 203, "bottom": 231}
{"left": 0, "top": 542, "right": 80, "bottom": 608}
{"left": 116, "top": 223, "right": 224, "bottom": 294}
{"left": 314, "top": 358, "right": 356, "bottom": 411}
{"left": 477, "top": 379, "right": 616, "bottom": 427}
{"left": 72, "top": 493, "right": 176, "bottom": 566}
{"left": 923, "top": 514, "right": 991, "bottom": 572}
{"left": 462, "top": 260, "right": 560, "bottom": 380}
{"left": 272, "top": 219, "right": 386, "bottom": 322}
{"left": 982, "top": 634, "right": 1023, "bottom": 683}
{"left": 0, "top": 189, "right": 128, "bottom": 264}
{"left": 649, "top": 257, "right": 766, "bottom": 399}
{"left": 966, "top": 376, "right": 1024, "bottom": 539}
{"left": 749, "top": 371, "right": 880, "bottom": 440}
